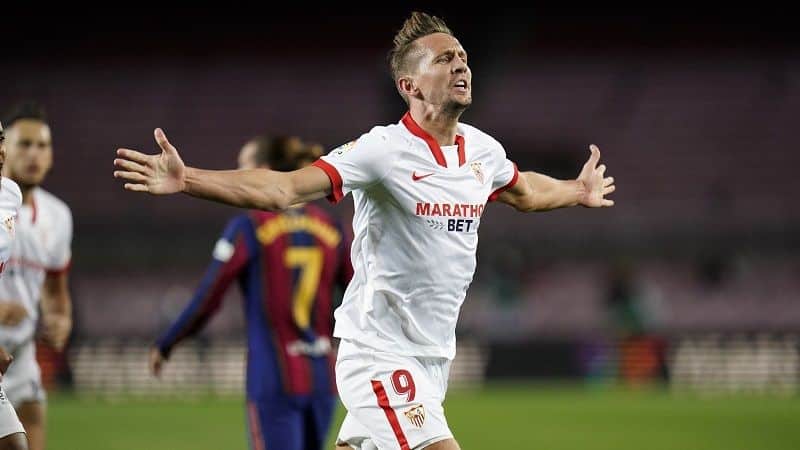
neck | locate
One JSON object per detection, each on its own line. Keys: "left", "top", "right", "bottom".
{"left": 408, "top": 103, "right": 462, "bottom": 146}
{"left": 19, "top": 185, "right": 35, "bottom": 205}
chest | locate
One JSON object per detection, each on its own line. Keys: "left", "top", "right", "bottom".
{"left": 13, "top": 206, "right": 54, "bottom": 263}
{"left": 384, "top": 147, "right": 495, "bottom": 209}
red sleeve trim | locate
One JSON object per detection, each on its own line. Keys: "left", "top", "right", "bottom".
{"left": 488, "top": 163, "right": 519, "bottom": 202}
{"left": 312, "top": 159, "right": 344, "bottom": 204}
{"left": 46, "top": 259, "right": 72, "bottom": 277}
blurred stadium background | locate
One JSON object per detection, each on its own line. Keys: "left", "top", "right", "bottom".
{"left": 3, "top": 6, "right": 799, "bottom": 449}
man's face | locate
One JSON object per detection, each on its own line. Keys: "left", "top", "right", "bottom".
{"left": 237, "top": 140, "right": 259, "bottom": 170}
{"left": 407, "top": 32, "right": 472, "bottom": 110}
{"left": 2, "top": 119, "right": 53, "bottom": 188}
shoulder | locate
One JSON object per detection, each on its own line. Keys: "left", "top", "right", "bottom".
{"left": 333, "top": 124, "right": 403, "bottom": 155}
{"left": 458, "top": 122, "right": 505, "bottom": 154}
{"left": 0, "top": 178, "right": 22, "bottom": 217}
{"left": 35, "top": 188, "right": 72, "bottom": 222}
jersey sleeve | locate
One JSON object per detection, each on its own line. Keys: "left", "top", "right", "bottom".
{"left": 487, "top": 142, "right": 519, "bottom": 202}
{"left": 312, "top": 128, "right": 394, "bottom": 203}
{"left": 155, "top": 214, "right": 253, "bottom": 358}
{"left": 46, "top": 205, "right": 73, "bottom": 274}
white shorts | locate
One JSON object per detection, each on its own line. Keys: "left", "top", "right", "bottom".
{"left": 0, "top": 385, "right": 24, "bottom": 438}
{"left": 335, "top": 339, "right": 453, "bottom": 450}
{"left": 3, "top": 340, "right": 45, "bottom": 408}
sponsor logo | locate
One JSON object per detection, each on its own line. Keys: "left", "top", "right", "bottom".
{"left": 286, "top": 337, "right": 331, "bottom": 357}
{"left": 412, "top": 171, "right": 434, "bottom": 182}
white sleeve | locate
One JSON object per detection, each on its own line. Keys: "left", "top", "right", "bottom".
{"left": 47, "top": 206, "right": 73, "bottom": 272}
{"left": 312, "top": 128, "right": 394, "bottom": 203}
{"left": 488, "top": 143, "right": 519, "bottom": 202}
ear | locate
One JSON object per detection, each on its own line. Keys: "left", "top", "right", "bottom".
{"left": 397, "top": 76, "right": 420, "bottom": 100}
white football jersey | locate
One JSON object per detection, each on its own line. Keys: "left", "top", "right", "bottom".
{"left": 0, "top": 187, "right": 72, "bottom": 350}
{"left": 313, "top": 113, "right": 518, "bottom": 359}
{"left": 0, "top": 178, "right": 22, "bottom": 271}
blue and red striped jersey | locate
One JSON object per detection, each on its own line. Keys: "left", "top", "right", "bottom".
{"left": 156, "top": 204, "right": 352, "bottom": 397}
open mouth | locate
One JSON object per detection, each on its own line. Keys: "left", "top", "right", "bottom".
{"left": 453, "top": 80, "right": 469, "bottom": 93}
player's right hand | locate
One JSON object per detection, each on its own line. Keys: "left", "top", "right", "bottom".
{"left": 0, "top": 301, "right": 28, "bottom": 326}
{"left": 114, "top": 128, "right": 186, "bottom": 195}
{"left": 149, "top": 347, "right": 165, "bottom": 378}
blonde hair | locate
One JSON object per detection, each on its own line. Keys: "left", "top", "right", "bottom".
{"left": 388, "top": 12, "right": 453, "bottom": 101}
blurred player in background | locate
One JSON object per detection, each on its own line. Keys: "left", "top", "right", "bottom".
{"left": 0, "top": 104, "right": 73, "bottom": 450}
{"left": 0, "top": 120, "right": 27, "bottom": 450}
{"left": 149, "top": 135, "right": 352, "bottom": 450}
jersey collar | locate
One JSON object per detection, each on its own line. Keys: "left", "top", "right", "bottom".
{"left": 401, "top": 112, "right": 466, "bottom": 168}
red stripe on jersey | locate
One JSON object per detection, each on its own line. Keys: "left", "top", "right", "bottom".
{"left": 371, "top": 380, "right": 410, "bottom": 450}
{"left": 402, "top": 112, "right": 466, "bottom": 168}
{"left": 312, "top": 159, "right": 344, "bottom": 204}
{"left": 247, "top": 401, "right": 266, "bottom": 450}
{"left": 488, "top": 162, "right": 520, "bottom": 202}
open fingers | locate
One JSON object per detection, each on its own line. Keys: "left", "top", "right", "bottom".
{"left": 114, "top": 170, "right": 148, "bottom": 183}
{"left": 117, "top": 148, "right": 151, "bottom": 165}
{"left": 587, "top": 144, "right": 601, "bottom": 168}
{"left": 597, "top": 164, "right": 606, "bottom": 177}
{"left": 124, "top": 183, "right": 150, "bottom": 193}
{"left": 154, "top": 128, "right": 177, "bottom": 154}
{"left": 114, "top": 158, "right": 149, "bottom": 175}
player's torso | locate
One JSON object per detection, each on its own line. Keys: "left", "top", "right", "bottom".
{"left": 0, "top": 189, "right": 66, "bottom": 317}
{"left": 355, "top": 124, "right": 500, "bottom": 299}
{"left": 247, "top": 206, "right": 343, "bottom": 345}
{"left": 338, "top": 122, "right": 505, "bottom": 355}
{"left": 0, "top": 178, "right": 22, "bottom": 270}
{"left": 245, "top": 206, "right": 343, "bottom": 396}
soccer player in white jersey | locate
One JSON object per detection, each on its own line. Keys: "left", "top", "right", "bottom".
{"left": 0, "top": 105, "right": 73, "bottom": 450}
{"left": 114, "top": 12, "right": 616, "bottom": 450}
{"left": 0, "top": 120, "right": 28, "bottom": 450}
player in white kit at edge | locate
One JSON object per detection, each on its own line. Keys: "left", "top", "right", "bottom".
{"left": 0, "top": 120, "right": 28, "bottom": 450}
{"left": 0, "top": 104, "right": 72, "bottom": 450}
{"left": 113, "top": 12, "right": 616, "bottom": 450}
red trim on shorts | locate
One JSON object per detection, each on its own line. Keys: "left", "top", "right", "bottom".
{"left": 371, "top": 380, "right": 410, "bottom": 450}
{"left": 401, "top": 112, "right": 466, "bottom": 168}
{"left": 312, "top": 159, "right": 344, "bottom": 204}
{"left": 488, "top": 162, "right": 519, "bottom": 202}
{"left": 247, "top": 401, "right": 266, "bottom": 450}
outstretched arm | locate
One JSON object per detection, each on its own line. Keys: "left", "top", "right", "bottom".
{"left": 498, "top": 144, "right": 616, "bottom": 212}
{"left": 114, "top": 128, "right": 332, "bottom": 210}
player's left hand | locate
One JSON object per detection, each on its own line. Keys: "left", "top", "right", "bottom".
{"left": 43, "top": 315, "right": 72, "bottom": 351}
{"left": 577, "top": 144, "right": 615, "bottom": 207}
